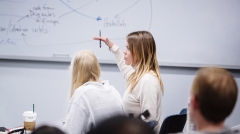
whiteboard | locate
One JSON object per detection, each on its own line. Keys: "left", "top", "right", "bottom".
{"left": 0, "top": 0, "right": 240, "bottom": 68}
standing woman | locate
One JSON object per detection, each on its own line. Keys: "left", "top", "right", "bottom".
{"left": 94, "top": 31, "right": 164, "bottom": 133}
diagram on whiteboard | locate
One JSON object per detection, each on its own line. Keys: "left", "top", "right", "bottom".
{"left": 1, "top": 0, "right": 239, "bottom": 67}
{"left": 0, "top": 0, "right": 152, "bottom": 47}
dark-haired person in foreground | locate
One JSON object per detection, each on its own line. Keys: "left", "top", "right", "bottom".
{"left": 31, "top": 125, "right": 66, "bottom": 134}
{"left": 187, "top": 67, "right": 239, "bottom": 134}
{"left": 88, "top": 115, "right": 154, "bottom": 134}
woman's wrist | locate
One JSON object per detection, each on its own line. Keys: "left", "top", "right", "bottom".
{"left": 109, "top": 44, "right": 114, "bottom": 51}
{"left": 108, "top": 42, "right": 114, "bottom": 48}
{"left": 109, "top": 44, "right": 119, "bottom": 53}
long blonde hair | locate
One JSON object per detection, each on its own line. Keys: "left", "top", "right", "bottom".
{"left": 126, "top": 31, "right": 164, "bottom": 94}
{"left": 70, "top": 50, "right": 100, "bottom": 98}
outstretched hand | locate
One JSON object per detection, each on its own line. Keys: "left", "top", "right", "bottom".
{"left": 93, "top": 37, "right": 114, "bottom": 48}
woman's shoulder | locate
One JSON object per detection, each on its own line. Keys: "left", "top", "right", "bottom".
{"left": 73, "top": 81, "right": 119, "bottom": 97}
{"left": 74, "top": 85, "right": 90, "bottom": 95}
{"left": 137, "top": 71, "right": 161, "bottom": 89}
{"left": 71, "top": 82, "right": 99, "bottom": 99}
{"left": 135, "top": 71, "right": 162, "bottom": 95}
{"left": 70, "top": 86, "right": 90, "bottom": 101}
{"left": 140, "top": 71, "right": 158, "bottom": 81}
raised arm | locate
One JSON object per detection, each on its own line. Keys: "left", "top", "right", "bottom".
{"left": 93, "top": 37, "right": 134, "bottom": 79}
{"left": 93, "top": 37, "right": 114, "bottom": 48}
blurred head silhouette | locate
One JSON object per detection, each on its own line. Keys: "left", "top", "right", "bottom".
{"left": 88, "top": 115, "right": 154, "bottom": 134}
{"left": 189, "top": 67, "right": 238, "bottom": 131}
{"left": 31, "top": 125, "right": 66, "bottom": 134}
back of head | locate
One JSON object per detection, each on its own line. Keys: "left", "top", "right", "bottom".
{"left": 191, "top": 67, "right": 238, "bottom": 124}
{"left": 89, "top": 115, "right": 154, "bottom": 134}
{"left": 126, "top": 31, "right": 164, "bottom": 93}
{"left": 70, "top": 50, "right": 100, "bottom": 98}
{"left": 31, "top": 125, "right": 66, "bottom": 134}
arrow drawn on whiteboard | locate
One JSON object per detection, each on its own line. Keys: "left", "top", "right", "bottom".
{"left": 114, "top": 0, "right": 140, "bottom": 18}
{"left": 59, "top": 0, "right": 95, "bottom": 18}
{"left": 22, "top": 33, "right": 31, "bottom": 46}
{"left": 18, "top": 15, "right": 29, "bottom": 22}
{"left": 59, "top": 0, "right": 101, "bottom": 21}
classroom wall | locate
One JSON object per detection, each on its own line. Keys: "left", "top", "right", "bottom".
{"left": 0, "top": 59, "right": 240, "bottom": 129}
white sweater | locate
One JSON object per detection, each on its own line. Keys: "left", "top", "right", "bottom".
{"left": 63, "top": 80, "right": 123, "bottom": 134}
{"left": 110, "top": 44, "right": 163, "bottom": 134}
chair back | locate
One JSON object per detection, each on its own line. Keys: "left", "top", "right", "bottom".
{"left": 179, "top": 108, "right": 187, "bottom": 114}
{"left": 232, "top": 124, "right": 240, "bottom": 134}
{"left": 159, "top": 114, "right": 187, "bottom": 134}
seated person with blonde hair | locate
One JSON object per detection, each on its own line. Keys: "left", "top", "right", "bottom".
{"left": 188, "top": 67, "right": 239, "bottom": 134}
{"left": 63, "top": 50, "right": 123, "bottom": 134}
